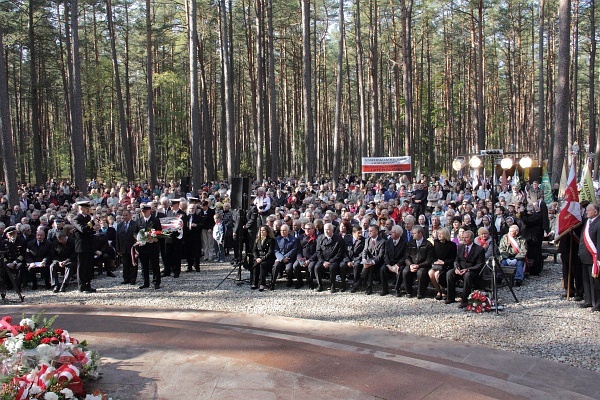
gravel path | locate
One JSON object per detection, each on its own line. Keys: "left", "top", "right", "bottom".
{"left": 11, "top": 258, "right": 600, "bottom": 373}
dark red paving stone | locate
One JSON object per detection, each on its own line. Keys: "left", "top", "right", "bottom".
{"left": 3, "top": 305, "right": 599, "bottom": 400}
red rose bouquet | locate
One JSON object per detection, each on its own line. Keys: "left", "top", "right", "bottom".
{"left": 465, "top": 290, "right": 493, "bottom": 313}
{"left": 0, "top": 313, "right": 111, "bottom": 400}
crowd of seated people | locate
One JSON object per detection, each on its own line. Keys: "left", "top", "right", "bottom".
{"left": 228, "top": 174, "right": 561, "bottom": 305}
{"left": 0, "top": 172, "right": 562, "bottom": 303}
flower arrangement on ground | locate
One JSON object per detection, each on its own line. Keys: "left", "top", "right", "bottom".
{"left": 0, "top": 313, "right": 111, "bottom": 400}
{"left": 465, "top": 290, "right": 493, "bottom": 313}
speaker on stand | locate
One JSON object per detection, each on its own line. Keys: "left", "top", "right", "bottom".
{"left": 528, "top": 167, "right": 542, "bottom": 184}
{"left": 230, "top": 177, "right": 251, "bottom": 210}
{"left": 180, "top": 176, "right": 191, "bottom": 194}
{"left": 217, "top": 177, "right": 252, "bottom": 288}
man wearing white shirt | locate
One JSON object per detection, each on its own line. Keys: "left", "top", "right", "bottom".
{"left": 253, "top": 187, "right": 271, "bottom": 224}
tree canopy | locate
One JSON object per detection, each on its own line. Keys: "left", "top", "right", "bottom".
{"left": 0, "top": 0, "right": 598, "bottom": 190}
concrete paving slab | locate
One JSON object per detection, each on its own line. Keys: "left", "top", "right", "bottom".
{"left": 2, "top": 304, "right": 598, "bottom": 400}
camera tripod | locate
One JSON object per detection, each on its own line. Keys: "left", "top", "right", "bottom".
{"left": 480, "top": 256, "right": 519, "bottom": 314}
{"left": 216, "top": 194, "right": 251, "bottom": 288}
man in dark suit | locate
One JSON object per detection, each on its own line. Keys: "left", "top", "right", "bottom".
{"left": 49, "top": 230, "right": 76, "bottom": 292}
{"left": 162, "top": 198, "right": 185, "bottom": 277}
{"left": 135, "top": 203, "right": 162, "bottom": 289}
{"left": 16, "top": 224, "right": 33, "bottom": 249}
{"left": 291, "top": 219, "right": 305, "bottom": 241}
{"left": 272, "top": 224, "right": 298, "bottom": 289}
{"left": 446, "top": 229, "right": 486, "bottom": 307}
{"left": 183, "top": 200, "right": 202, "bottom": 272}
{"left": 352, "top": 225, "right": 385, "bottom": 295}
{"left": 403, "top": 225, "right": 434, "bottom": 298}
{"left": 1, "top": 226, "right": 26, "bottom": 292}
{"left": 24, "top": 229, "right": 52, "bottom": 290}
{"left": 380, "top": 225, "right": 406, "bottom": 296}
{"left": 578, "top": 203, "right": 600, "bottom": 312}
{"left": 241, "top": 204, "right": 260, "bottom": 263}
{"left": 345, "top": 225, "right": 365, "bottom": 292}
{"left": 314, "top": 223, "right": 345, "bottom": 292}
{"left": 559, "top": 227, "right": 584, "bottom": 301}
{"left": 71, "top": 201, "right": 98, "bottom": 293}
{"left": 293, "top": 222, "right": 318, "bottom": 289}
{"left": 411, "top": 183, "right": 428, "bottom": 217}
{"left": 116, "top": 209, "right": 138, "bottom": 285}
{"left": 521, "top": 202, "right": 545, "bottom": 276}
{"left": 198, "top": 200, "right": 216, "bottom": 261}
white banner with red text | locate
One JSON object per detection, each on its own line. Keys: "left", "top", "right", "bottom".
{"left": 361, "top": 156, "right": 412, "bottom": 174}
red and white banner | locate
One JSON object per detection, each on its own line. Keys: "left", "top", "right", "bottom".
{"left": 361, "top": 156, "right": 411, "bottom": 173}
{"left": 555, "top": 162, "right": 582, "bottom": 240}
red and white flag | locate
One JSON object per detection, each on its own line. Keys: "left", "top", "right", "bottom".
{"left": 555, "top": 162, "right": 582, "bottom": 239}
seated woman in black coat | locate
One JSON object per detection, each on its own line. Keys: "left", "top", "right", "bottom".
{"left": 252, "top": 225, "right": 276, "bottom": 291}
{"left": 428, "top": 227, "right": 458, "bottom": 300}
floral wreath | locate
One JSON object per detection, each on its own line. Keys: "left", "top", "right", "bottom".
{"left": 0, "top": 312, "right": 111, "bottom": 400}
{"left": 466, "top": 290, "right": 493, "bottom": 313}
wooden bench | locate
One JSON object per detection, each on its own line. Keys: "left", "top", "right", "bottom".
{"left": 542, "top": 242, "right": 559, "bottom": 263}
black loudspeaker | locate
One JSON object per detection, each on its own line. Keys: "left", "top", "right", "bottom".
{"left": 180, "top": 176, "right": 191, "bottom": 194}
{"left": 528, "top": 167, "right": 542, "bottom": 184}
{"left": 231, "top": 177, "right": 251, "bottom": 209}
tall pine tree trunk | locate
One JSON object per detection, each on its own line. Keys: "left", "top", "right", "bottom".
{"left": 146, "top": 0, "right": 157, "bottom": 186}
{"left": 267, "top": 0, "right": 279, "bottom": 180}
{"left": 0, "top": 30, "right": 19, "bottom": 206}
{"left": 369, "top": 0, "right": 380, "bottom": 157}
{"left": 400, "top": 0, "right": 413, "bottom": 169}
{"left": 475, "top": 0, "right": 485, "bottom": 152}
{"left": 332, "top": 0, "right": 344, "bottom": 183}
{"left": 538, "top": 0, "right": 545, "bottom": 164}
{"left": 198, "top": 39, "right": 211, "bottom": 182}
{"left": 124, "top": 2, "right": 134, "bottom": 174}
{"left": 302, "top": 0, "right": 315, "bottom": 181}
{"left": 551, "top": 0, "right": 570, "bottom": 184}
{"left": 106, "top": 0, "right": 134, "bottom": 183}
{"left": 355, "top": 1, "right": 367, "bottom": 160}
{"left": 254, "top": 0, "right": 265, "bottom": 179}
{"left": 29, "top": 0, "right": 44, "bottom": 184}
{"left": 221, "top": 0, "right": 235, "bottom": 180}
{"left": 69, "top": 0, "right": 87, "bottom": 190}
{"left": 589, "top": 0, "right": 598, "bottom": 178}
{"left": 188, "top": 0, "right": 202, "bottom": 193}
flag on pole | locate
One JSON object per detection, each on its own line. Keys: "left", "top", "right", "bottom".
{"left": 471, "top": 169, "right": 479, "bottom": 189}
{"left": 580, "top": 158, "right": 595, "bottom": 204}
{"left": 559, "top": 160, "right": 568, "bottom": 199}
{"left": 579, "top": 157, "right": 588, "bottom": 188}
{"left": 555, "top": 162, "right": 582, "bottom": 240}
{"left": 482, "top": 167, "right": 486, "bottom": 187}
{"left": 439, "top": 168, "right": 447, "bottom": 185}
{"left": 542, "top": 164, "right": 553, "bottom": 204}
{"left": 513, "top": 167, "right": 520, "bottom": 187}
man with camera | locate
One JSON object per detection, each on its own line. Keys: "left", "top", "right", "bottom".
{"left": 253, "top": 187, "right": 271, "bottom": 224}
